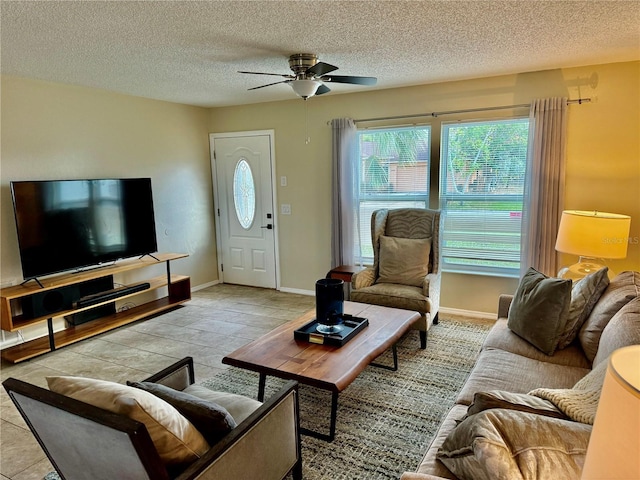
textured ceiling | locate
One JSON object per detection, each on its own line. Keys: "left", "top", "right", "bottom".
{"left": 1, "top": 1, "right": 639, "bottom": 107}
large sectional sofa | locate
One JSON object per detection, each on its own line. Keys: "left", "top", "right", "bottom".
{"left": 401, "top": 270, "right": 640, "bottom": 480}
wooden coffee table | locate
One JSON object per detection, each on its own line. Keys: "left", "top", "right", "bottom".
{"left": 222, "top": 301, "right": 420, "bottom": 441}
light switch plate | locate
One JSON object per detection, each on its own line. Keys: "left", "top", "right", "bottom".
{"left": 280, "top": 204, "right": 291, "bottom": 215}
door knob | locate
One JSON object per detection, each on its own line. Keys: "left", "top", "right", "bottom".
{"left": 261, "top": 224, "right": 273, "bottom": 229}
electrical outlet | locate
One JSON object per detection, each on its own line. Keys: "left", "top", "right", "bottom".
{"left": 281, "top": 204, "right": 291, "bottom": 215}
{"left": 280, "top": 176, "right": 287, "bottom": 187}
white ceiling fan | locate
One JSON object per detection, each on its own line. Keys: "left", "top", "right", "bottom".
{"left": 239, "top": 53, "right": 377, "bottom": 100}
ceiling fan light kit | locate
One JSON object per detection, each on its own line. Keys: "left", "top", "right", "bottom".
{"left": 240, "top": 53, "right": 377, "bottom": 100}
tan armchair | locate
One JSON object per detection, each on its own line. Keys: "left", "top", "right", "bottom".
{"left": 351, "top": 208, "right": 441, "bottom": 349}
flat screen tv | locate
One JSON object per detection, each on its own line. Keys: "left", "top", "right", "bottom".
{"left": 11, "top": 178, "right": 158, "bottom": 280}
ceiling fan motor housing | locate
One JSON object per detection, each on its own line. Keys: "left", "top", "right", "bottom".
{"left": 288, "top": 53, "right": 318, "bottom": 77}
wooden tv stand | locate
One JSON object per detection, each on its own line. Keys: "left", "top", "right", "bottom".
{"left": 0, "top": 253, "right": 190, "bottom": 363}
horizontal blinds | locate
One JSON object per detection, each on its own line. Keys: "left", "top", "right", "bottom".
{"left": 357, "top": 126, "right": 431, "bottom": 262}
{"left": 440, "top": 119, "right": 529, "bottom": 275}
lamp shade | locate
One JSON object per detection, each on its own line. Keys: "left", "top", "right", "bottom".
{"left": 581, "top": 345, "right": 640, "bottom": 479}
{"left": 555, "top": 210, "right": 631, "bottom": 259}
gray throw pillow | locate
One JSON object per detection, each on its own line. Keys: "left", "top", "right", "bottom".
{"left": 556, "top": 267, "right": 609, "bottom": 350}
{"left": 507, "top": 267, "right": 572, "bottom": 356}
{"left": 128, "top": 381, "right": 236, "bottom": 445}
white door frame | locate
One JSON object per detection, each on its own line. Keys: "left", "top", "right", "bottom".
{"left": 209, "top": 130, "right": 281, "bottom": 290}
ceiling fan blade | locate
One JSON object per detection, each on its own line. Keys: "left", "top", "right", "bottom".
{"left": 315, "top": 84, "right": 331, "bottom": 96}
{"left": 306, "top": 62, "right": 338, "bottom": 77}
{"left": 238, "top": 70, "right": 294, "bottom": 78}
{"left": 323, "top": 75, "right": 377, "bottom": 85}
{"left": 247, "top": 80, "right": 290, "bottom": 90}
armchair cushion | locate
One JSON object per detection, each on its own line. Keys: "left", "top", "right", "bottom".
{"left": 47, "top": 376, "right": 210, "bottom": 466}
{"left": 183, "top": 384, "right": 263, "bottom": 424}
{"left": 378, "top": 235, "right": 431, "bottom": 287}
{"left": 351, "top": 283, "right": 430, "bottom": 313}
{"left": 128, "top": 381, "right": 236, "bottom": 445}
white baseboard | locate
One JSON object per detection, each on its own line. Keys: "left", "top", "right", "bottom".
{"left": 439, "top": 306, "right": 495, "bottom": 321}
{"left": 279, "top": 286, "right": 314, "bottom": 296}
{"left": 192, "top": 279, "right": 219, "bottom": 292}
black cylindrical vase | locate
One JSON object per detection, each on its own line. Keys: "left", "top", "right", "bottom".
{"left": 315, "top": 278, "right": 344, "bottom": 334}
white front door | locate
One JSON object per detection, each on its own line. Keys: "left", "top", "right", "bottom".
{"left": 210, "top": 132, "right": 278, "bottom": 289}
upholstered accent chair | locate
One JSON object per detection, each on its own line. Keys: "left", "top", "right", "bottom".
{"left": 351, "top": 208, "right": 441, "bottom": 349}
{"left": 3, "top": 357, "right": 302, "bottom": 480}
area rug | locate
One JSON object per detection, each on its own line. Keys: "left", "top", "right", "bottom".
{"left": 200, "top": 319, "right": 491, "bottom": 480}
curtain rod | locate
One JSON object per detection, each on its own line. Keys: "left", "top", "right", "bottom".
{"left": 351, "top": 98, "right": 591, "bottom": 124}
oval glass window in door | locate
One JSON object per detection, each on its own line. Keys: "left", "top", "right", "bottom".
{"left": 233, "top": 158, "right": 256, "bottom": 229}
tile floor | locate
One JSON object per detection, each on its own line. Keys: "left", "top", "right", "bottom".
{"left": 0, "top": 284, "right": 316, "bottom": 480}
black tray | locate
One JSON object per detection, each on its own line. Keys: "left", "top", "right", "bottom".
{"left": 294, "top": 314, "right": 369, "bottom": 347}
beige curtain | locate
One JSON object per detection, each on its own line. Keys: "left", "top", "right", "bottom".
{"left": 331, "top": 118, "right": 358, "bottom": 268}
{"left": 520, "top": 98, "right": 568, "bottom": 277}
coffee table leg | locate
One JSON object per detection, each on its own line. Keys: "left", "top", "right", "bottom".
{"left": 370, "top": 344, "right": 399, "bottom": 371}
{"left": 300, "top": 390, "right": 340, "bottom": 442}
{"left": 258, "top": 373, "right": 266, "bottom": 402}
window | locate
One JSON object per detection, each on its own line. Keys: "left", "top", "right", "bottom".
{"left": 356, "top": 126, "right": 431, "bottom": 263}
{"left": 440, "top": 119, "right": 529, "bottom": 276}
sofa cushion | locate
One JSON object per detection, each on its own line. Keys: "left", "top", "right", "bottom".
{"left": 557, "top": 267, "right": 609, "bottom": 350}
{"left": 465, "top": 390, "right": 567, "bottom": 420}
{"left": 592, "top": 296, "right": 640, "bottom": 367}
{"left": 507, "top": 268, "right": 572, "bottom": 355}
{"left": 436, "top": 409, "right": 591, "bottom": 480}
{"left": 482, "top": 319, "right": 591, "bottom": 369}
{"left": 529, "top": 358, "right": 608, "bottom": 425}
{"left": 456, "top": 348, "right": 590, "bottom": 406}
{"left": 47, "top": 376, "right": 209, "bottom": 466}
{"left": 128, "top": 381, "right": 236, "bottom": 445}
{"left": 182, "top": 384, "right": 262, "bottom": 424}
{"left": 377, "top": 235, "right": 431, "bottom": 287}
{"left": 579, "top": 270, "right": 640, "bottom": 362}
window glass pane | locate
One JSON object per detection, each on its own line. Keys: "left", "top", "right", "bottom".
{"left": 356, "top": 126, "right": 431, "bottom": 263}
{"left": 233, "top": 158, "right": 256, "bottom": 230}
{"left": 440, "top": 119, "right": 529, "bottom": 276}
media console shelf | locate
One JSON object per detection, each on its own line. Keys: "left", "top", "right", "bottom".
{"left": 1, "top": 253, "right": 190, "bottom": 363}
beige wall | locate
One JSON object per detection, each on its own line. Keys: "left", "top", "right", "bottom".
{"left": 1, "top": 62, "right": 637, "bottom": 321}
{"left": 0, "top": 76, "right": 218, "bottom": 292}
{"left": 210, "top": 61, "right": 640, "bottom": 313}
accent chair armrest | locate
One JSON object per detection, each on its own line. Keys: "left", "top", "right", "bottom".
{"left": 143, "top": 356, "right": 195, "bottom": 391}
{"left": 352, "top": 266, "right": 376, "bottom": 289}
{"left": 177, "top": 380, "right": 302, "bottom": 480}
{"left": 422, "top": 272, "right": 441, "bottom": 315}
{"left": 498, "top": 294, "right": 514, "bottom": 319}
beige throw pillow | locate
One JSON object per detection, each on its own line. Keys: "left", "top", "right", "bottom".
{"left": 47, "top": 376, "right": 209, "bottom": 466}
{"left": 377, "top": 235, "right": 431, "bottom": 287}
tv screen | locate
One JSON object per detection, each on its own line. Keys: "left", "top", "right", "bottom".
{"left": 11, "top": 178, "right": 158, "bottom": 280}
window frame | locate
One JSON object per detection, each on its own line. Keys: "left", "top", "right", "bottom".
{"left": 355, "top": 125, "right": 432, "bottom": 265}
{"left": 439, "top": 117, "right": 529, "bottom": 278}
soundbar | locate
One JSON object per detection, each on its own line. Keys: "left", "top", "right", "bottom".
{"left": 74, "top": 283, "right": 151, "bottom": 309}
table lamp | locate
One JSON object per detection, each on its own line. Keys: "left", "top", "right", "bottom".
{"left": 555, "top": 210, "right": 631, "bottom": 280}
{"left": 581, "top": 345, "right": 640, "bottom": 479}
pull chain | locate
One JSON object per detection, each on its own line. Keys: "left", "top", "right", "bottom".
{"left": 305, "top": 100, "right": 311, "bottom": 145}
